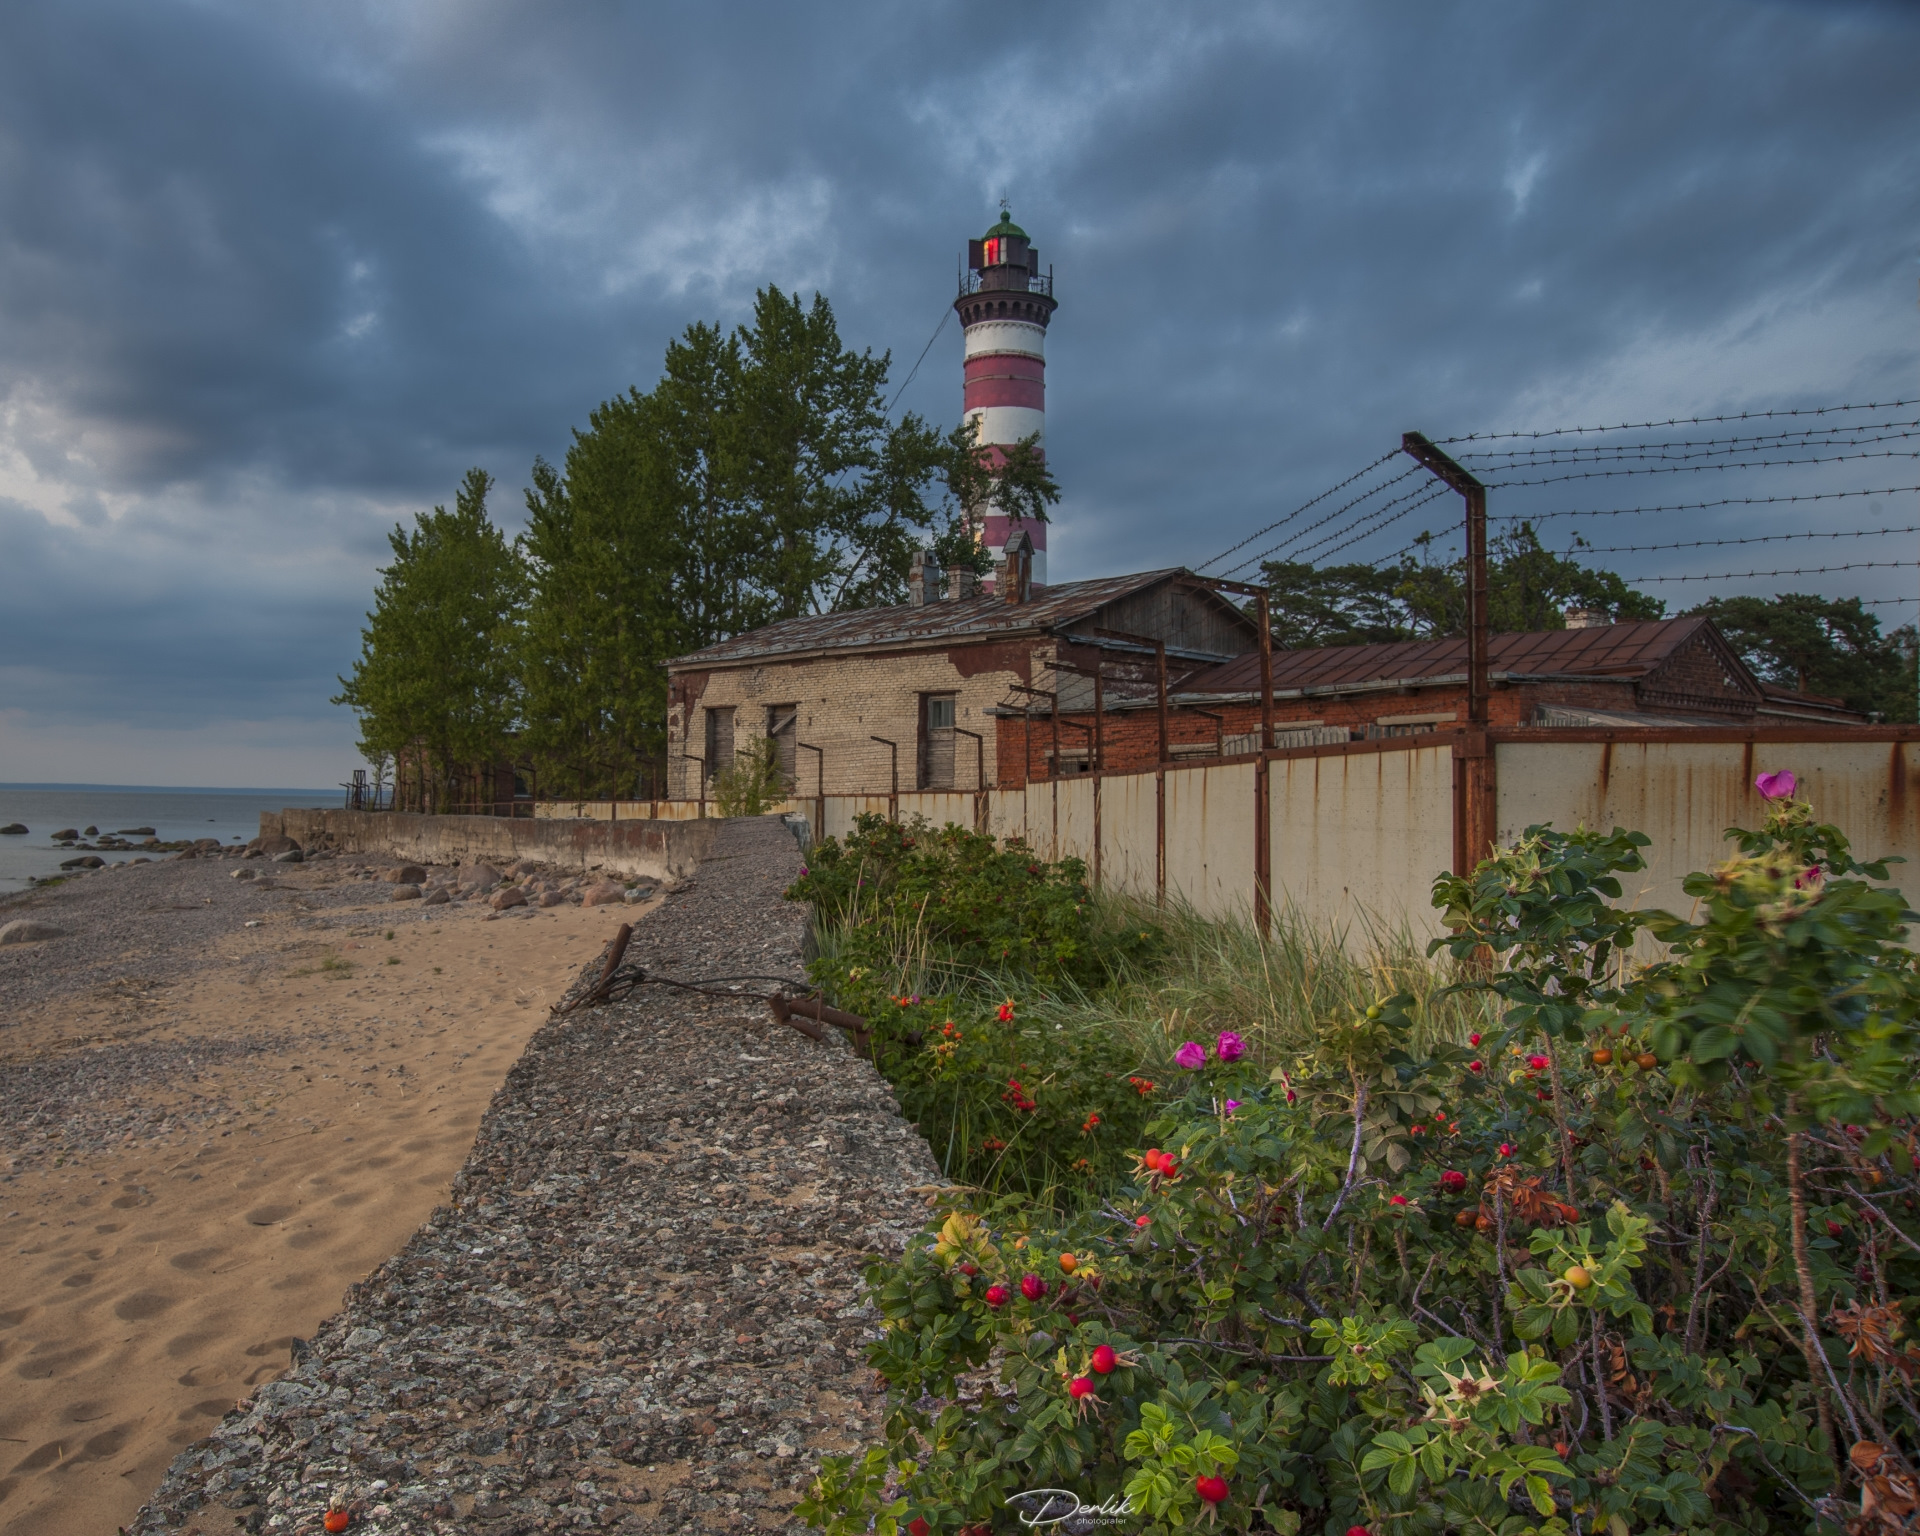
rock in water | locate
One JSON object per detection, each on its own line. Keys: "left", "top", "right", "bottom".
{"left": 51, "top": 827, "right": 79, "bottom": 840}
{"left": 83, "top": 825, "right": 98, "bottom": 836}
{"left": 488, "top": 886, "right": 527, "bottom": 910}
{"left": 0, "top": 823, "right": 26, "bottom": 835}
{"left": 0, "top": 919, "right": 68, "bottom": 944}
{"left": 59, "top": 855, "right": 106, "bottom": 869}
{"left": 117, "top": 826, "right": 157, "bottom": 835}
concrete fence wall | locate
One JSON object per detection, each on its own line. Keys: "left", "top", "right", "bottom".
{"left": 268, "top": 808, "right": 719, "bottom": 881}
{"left": 281, "top": 729, "right": 1920, "bottom": 944}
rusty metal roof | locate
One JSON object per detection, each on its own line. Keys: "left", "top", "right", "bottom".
{"left": 1188, "top": 617, "right": 1724, "bottom": 694}
{"left": 667, "top": 569, "right": 1195, "bottom": 668}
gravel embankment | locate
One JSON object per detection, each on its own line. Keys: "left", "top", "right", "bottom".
{"left": 125, "top": 817, "right": 941, "bottom": 1535}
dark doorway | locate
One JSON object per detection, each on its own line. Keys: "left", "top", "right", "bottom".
{"left": 767, "top": 704, "right": 798, "bottom": 791}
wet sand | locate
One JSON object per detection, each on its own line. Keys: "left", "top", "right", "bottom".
{"left": 0, "top": 859, "right": 653, "bottom": 1536}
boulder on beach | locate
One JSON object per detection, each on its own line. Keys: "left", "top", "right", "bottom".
{"left": 510, "top": 859, "right": 542, "bottom": 877}
{"left": 383, "top": 864, "right": 427, "bottom": 884}
{"left": 389, "top": 884, "right": 423, "bottom": 901}
{"left": 59, "top": 855, "right": 106, "bottom": 869}
{"left": 488, "top": 886, "right": 528, "bottom": 910}
{"left": 0, "top": 823, "right": 26, "bottom": 835}
{"left": 538, "top": 889, "right": 566, "bottom": 907}
{"left": 272, "top": 849, "right": 304, "bottom": 864}
{"left": 0, "top": 919, "right": 68, "bottom": 945}
{"left": 580, "top": 880, "right": 627, "bottom": 907}
{"left": 462, "top": 864, "right": 503, "bottom": 893}
{"left": 250, "top": 833, "right": 299, "bottom": 857}
{"left": 422, "top": 886, "right": 450, "bottom": 906}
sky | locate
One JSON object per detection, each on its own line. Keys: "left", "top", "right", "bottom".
{"left": 1, "top": 0, "right": 1917, "bottom": 787}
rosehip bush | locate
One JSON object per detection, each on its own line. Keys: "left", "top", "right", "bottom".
{"left": 800, "top": 786, "right": 1920, "bottom": 1535}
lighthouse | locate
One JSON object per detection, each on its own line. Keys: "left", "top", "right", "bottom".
{"left": 955, "top": 207, "right": 1057, "bottom": 586}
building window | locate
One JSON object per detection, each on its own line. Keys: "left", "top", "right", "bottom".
{"left": 703, "top": 706, "right": 734, "bottom": 784}
{"left": 919, "top": 693, "right": 957, "bottom": 790}
{"left": 766, "top": 704, "right": 798, "bottom": 791}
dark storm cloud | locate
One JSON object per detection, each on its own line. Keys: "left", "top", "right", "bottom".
{"left": 1, "top": 0, "right": 1917, "bottom": 777}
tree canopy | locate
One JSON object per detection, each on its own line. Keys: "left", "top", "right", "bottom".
{"left": 1687, "top": 592, "right": 1917, "bottom": 720}
{"left": 332, "top": 468, "right": 525, "bottom": 806}
{"left": 1262, "top": 523, "right": 1664, "bottom": 649}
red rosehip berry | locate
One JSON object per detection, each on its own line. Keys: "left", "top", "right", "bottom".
{"left": 1143, "top": 1148, "right": 1165, "bottom": 1170}
{"left": 1091, "top": 1344, "right": 1118, "bottom": 1374}
{"left": 983, "top": 1284, "right": 1009, "bottom": 1308}
{"left": 1827, "top": 1219, "right": 1845, "bottom": 1237}
{"left": 1467, "top": 1060, "right": 1484, "bottom": 1074}
{"left": 1134, "top": 1214, "right": 1151, "bottom": 1228}
{"left": 1527, "top": 1053, "right": 1550, "bottom": 1070}
{"left": 1069, "top": 1375, "right": 1095, "bottom": 1399}
{"left": 1388, "top": 1194, "right": 1408, "bottom": 1206}
{"left": 1468, "top": 1033, "right": 1482, "bottom": 1047}
{"left": 958, "top": 1261, "right": 978, "bottom": 1276}
{"left": 1347, "top": 1527, "right": 1373, "bottom": 1536}
{"left": 908, "top": 1521, "right": 931, "bottom": 1536}
{"left": 1194, "top": 1474, "right": 1229, "bottom": 1505}
{"left": 1440, "top": 1169, "right": 1467, "bottom": 1193}
{"left": 1020, "top": 1273, "right": 1046, "bottom": 1301}
{"left": 1498, "top": 1142, "right": 1515, "bottom": 1158}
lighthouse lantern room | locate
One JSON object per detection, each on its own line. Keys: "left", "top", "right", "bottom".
{"left": 955, "top": 208, "right": 1058, "bottom": 587}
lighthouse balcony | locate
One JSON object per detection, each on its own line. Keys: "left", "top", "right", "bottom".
{"left": 957, "top": 267, "right": 1054, "bottom": 299}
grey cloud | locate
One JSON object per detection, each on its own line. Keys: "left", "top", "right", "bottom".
{"left": 1, "top": 0, "right": 1917, "bottom": 782}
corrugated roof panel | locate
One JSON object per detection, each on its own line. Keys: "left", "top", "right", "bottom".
{"left": 666, "top": 568, "right": 1199, "bottom": 667}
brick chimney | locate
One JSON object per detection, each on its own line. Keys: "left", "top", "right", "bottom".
{"left": 1000, "top": 529, "right": 1033, "bottom": 605}
{"left": 945, "top": 566, "right": 977, "bottom": 601}
{"left": 908, "top": 548, "right": 943, "bottom": 607}
{"left": 1563, "top": 607, "right": 1608, "bottom": 629}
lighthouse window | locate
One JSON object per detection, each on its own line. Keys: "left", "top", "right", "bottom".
{"left": 983, "top": 236, "right": 999, "bottom": 265}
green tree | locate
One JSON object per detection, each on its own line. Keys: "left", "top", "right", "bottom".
{"left": 517, "top": 287, "right": 1049, "bottom": 797}
{"left": 1261, "top": 523, "right": 1663, "bottom": 650}
{"left": 1688, "top": 592, "right": 1918, "bottom": 720}
{"left": 333, "top": 468, "right": 524, "bottom": 808}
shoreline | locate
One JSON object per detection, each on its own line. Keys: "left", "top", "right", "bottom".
{"left": 0, "top": 850, "right": 662, "bottom": 1536}
{"left": 123, "top": 816, "right": 936, "bottom": 1535}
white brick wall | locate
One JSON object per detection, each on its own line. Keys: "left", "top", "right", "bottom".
{"left": 669, "top": 644, "right": 1048, "bottom": 799}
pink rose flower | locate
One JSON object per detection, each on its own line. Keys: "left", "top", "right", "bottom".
{"left": 1215, "top": 1031, "right": 1247, "bottom": 1063}
{"left": 1174, "top": 1041, "right": 1207, "bottom": 1070}
{"left": 1755, "top": 769, "right": 1797, "bottom": 800}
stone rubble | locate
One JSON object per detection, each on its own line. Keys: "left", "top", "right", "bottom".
{"left": 124, "top": 816, "right": 940, "bottom": 1535}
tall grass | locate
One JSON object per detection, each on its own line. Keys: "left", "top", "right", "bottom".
{"left": 809, "top": 885, "right": 1493, "bottom": 1208}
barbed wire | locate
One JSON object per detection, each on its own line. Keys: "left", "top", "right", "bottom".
{"left": 1437, "top": 399, "right": 1919, "bottom": 445}
{"left": 1198, "top": 450, "right": 1405, "bottom": 572}
{"left": 1215, "top": 465, "right": 1428, "bottom": 577}
{"left": 1484, "top": 448, "right": 1920, "bottom": 490}
{"left": 1293, "top": 484, "right": 1457, "bottom": 566}
{"left": 1459, "top": 423, "right": 1920, "bottom": 469}
{"left": 1626, "top": 560, "right": 1920, "bottom": 584}
{"left": 1574, "top": 526, "right": 1920, "bottom": 557}
{"left": 1491, "top": 484, "right": 1920, "bottom": 524}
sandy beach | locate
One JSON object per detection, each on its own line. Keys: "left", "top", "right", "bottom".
{"left": 0, "top": 851, "right": 657, "bottom": 1536}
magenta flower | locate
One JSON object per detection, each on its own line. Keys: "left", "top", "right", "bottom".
{"left": 1755, "top": 769, "right": 1797, "bottom": 800}
{"left": 1215, "top": 1031, "right": 1247, "bottom": 1063}
{"left": 1174, "top": 1040, "right": 1207, "bottom": 1070}
{"left": 1223, "top": 1100, "right": 1241, "bottom": 1116}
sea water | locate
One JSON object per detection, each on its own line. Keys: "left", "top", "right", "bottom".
{"left": 0, "top": 785, "right": 335, "bottom": 895}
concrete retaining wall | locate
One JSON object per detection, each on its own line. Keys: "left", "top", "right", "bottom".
{"left": 264, "top": 808, "right": 721, "bottom": 881}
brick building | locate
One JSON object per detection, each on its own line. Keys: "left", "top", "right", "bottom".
{"left": 663, "top": 539, "right": 1259, "bottom": 800}
{"left": 993, "top": 614, "right": 1866, "bottom": 786}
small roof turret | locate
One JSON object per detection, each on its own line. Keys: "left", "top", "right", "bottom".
{"left": 984, "top": 209, "right": 1029, "bottom": 241}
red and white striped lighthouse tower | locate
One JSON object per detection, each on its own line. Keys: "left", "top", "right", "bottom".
{"left": 955, "top": 207, "right": 1057, "bottom": 586}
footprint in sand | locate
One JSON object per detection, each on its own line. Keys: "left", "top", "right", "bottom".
{"left": 59, "top": 1273, "right": 94, "bottom": 1289}
{"left": 62, "top": 1401, "right": 110, "bottom": 1423}
{"left": 114, "top": 1292, "right": 178, "bottom": 1322}
{"left": 243, "top": 1204, "right": 295, "bottom": 1225}
{"left": 169, "top": 1247, "right": 223, "bottom": 1272}
{"left": 0, "top": 1308, "right": 33, "bottom": 1328}
{"left": 17, "top": 1343, "right": 101, "bottom": 1380}
{"left": 285, "top": 1226, "right": 331, "bottom": 1250}
{"left": 178, "top": 1400, "right": 231, "bottom": 1423}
